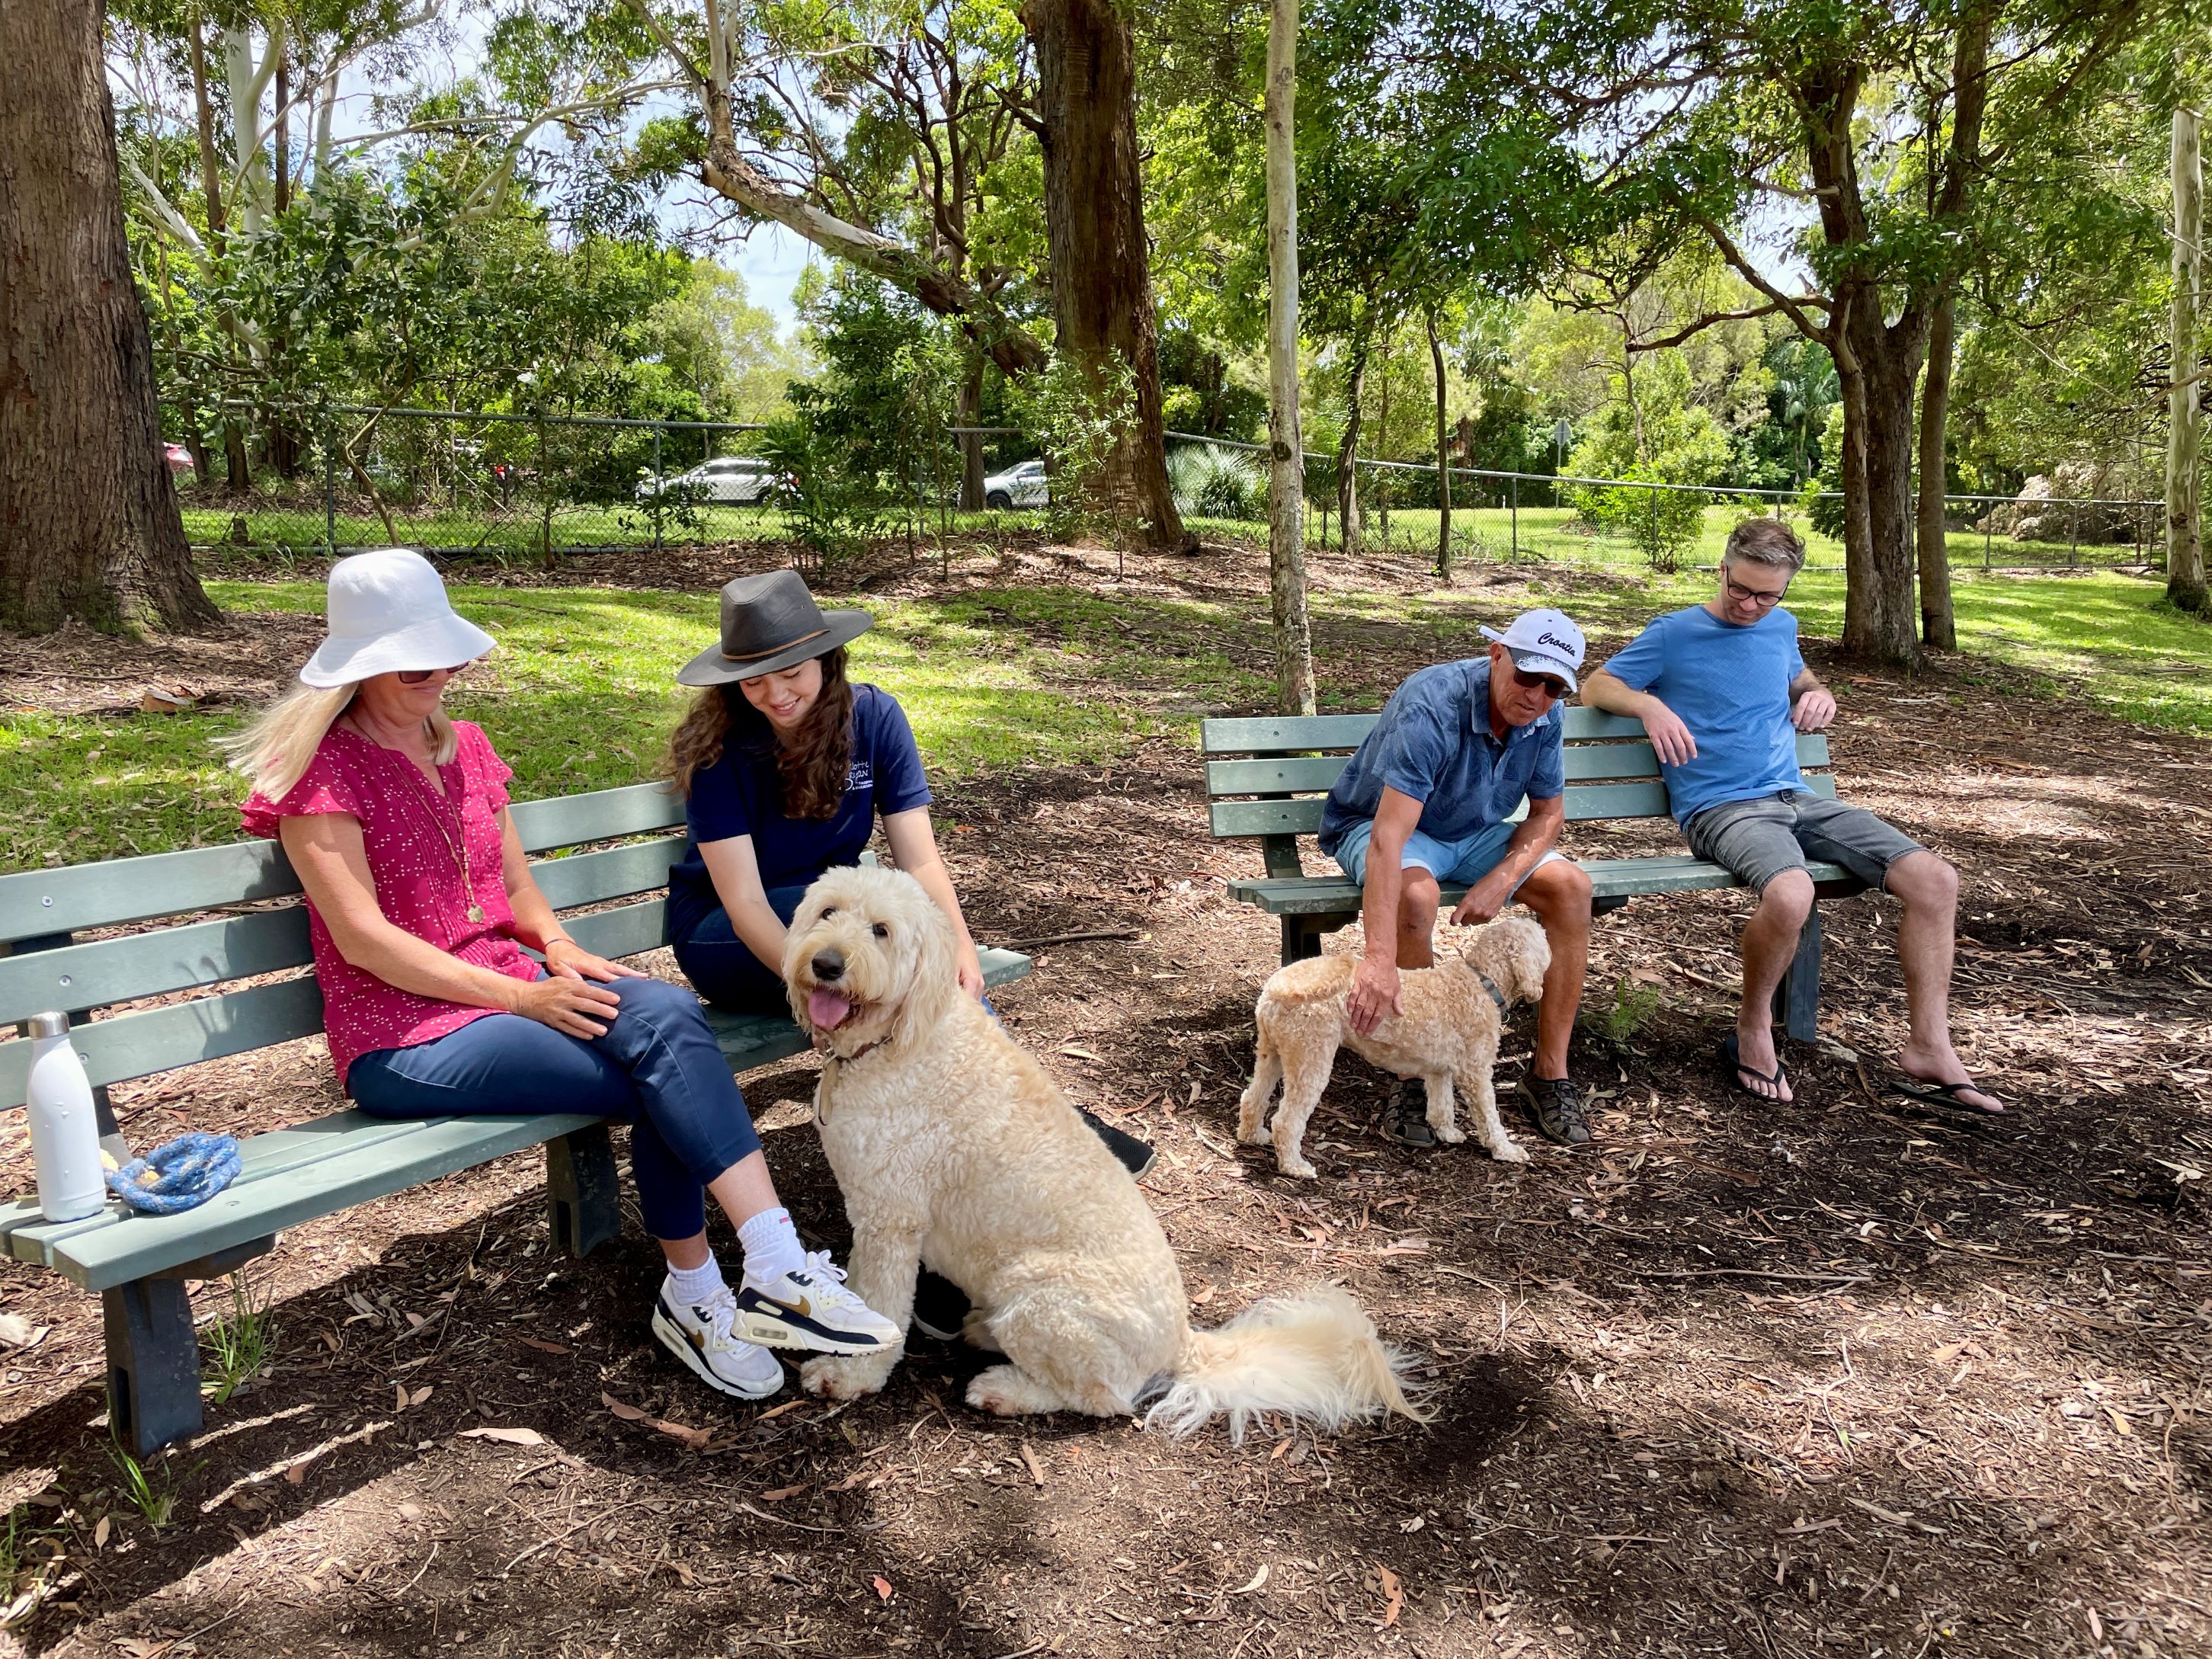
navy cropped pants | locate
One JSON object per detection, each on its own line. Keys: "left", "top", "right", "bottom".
{"left": 349, "top": 974, "right": 760, "bottom": 1242}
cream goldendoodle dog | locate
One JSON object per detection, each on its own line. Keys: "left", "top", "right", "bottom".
{"left": 784, "top": 864, "right": 1424, "bottom": 1440}
{"left": 1238, "top": 917, "right": 1551, "bottom": 1178}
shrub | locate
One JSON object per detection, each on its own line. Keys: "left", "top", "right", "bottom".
{"left": 1167, "top": 443, "right": 1266, "bottom": 521}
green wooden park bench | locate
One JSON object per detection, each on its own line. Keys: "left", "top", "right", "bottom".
{"left": 0, "top": 783, "right": 1030, "bottom": 1456}
{"left": 1202, "top": 706, "right": 1863, "bottom": 1031}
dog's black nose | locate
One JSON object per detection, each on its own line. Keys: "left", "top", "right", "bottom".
{"left": 811, "top": 949, "right": 845, "bottom": 983}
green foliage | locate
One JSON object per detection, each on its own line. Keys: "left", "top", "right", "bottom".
{"left": 105, "top": 1443, "right": 191, "bottom": 1530}
{"left": 760, "top": 406, "right": 885, "bottom": 565}
{"left": 1582, "top": 975, "right": 1662, "bottom": 1052}
{"left": 1563, "top": 356, "right": 1731, "bottom": 568}
{"left": 1167, "top": 443, "right": 1266, "bottom": 521}
{"left": 200, "top": 1273, "right": 277, "bottom": 1406}
{"left": 1011, "top": 353, "right": 1141, "bottom": 544}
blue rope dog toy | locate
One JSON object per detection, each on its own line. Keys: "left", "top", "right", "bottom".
{"left": 105, "top": 1132, "right": 242, "bottom": 1215}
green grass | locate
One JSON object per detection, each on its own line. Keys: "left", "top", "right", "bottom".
{"left": 2, "top": 562, "right": 2204, "bottom": 872}
{"left": 185, "top": 497, "right": 2146, "bottom": 578}
{"left": 200, "top": 1273, "right": 276, "bottom": 1405}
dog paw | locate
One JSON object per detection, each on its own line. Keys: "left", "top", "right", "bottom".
{"left": 1433, "top": 1123, "right": 1468, "bottom": 1145}
{"left": 1276, "top": 1155, "right": 1319, "bottom": 1180}
{"left": 1488, "top": 1139, "right": 1531, "bottom": 1164}
{"left": 1237, "top": 1118, "right": 1271, "bottom": 1147}
{"left": 800, "top": 1350, "right": 898, "bottom": 1400}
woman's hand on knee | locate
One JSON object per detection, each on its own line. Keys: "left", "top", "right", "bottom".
{"left": 512, "top": 974, "right": 626, "bottom": 1039}
{"left": 545, "top": 937, "right": 645, "bottom": 985}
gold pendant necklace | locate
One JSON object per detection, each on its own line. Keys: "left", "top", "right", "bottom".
{"left": 405, "top": 735, "right": 485, "bottom": 925}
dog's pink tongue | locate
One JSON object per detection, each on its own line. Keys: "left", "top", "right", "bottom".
{"left": 807, "top": 988, "right": 853, "bottom": 1030}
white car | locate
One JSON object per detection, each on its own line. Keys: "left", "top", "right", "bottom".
{"left": 983, "top": 458, "right": 1050, "bottom": 509}
{"left": 638, "top": 456, "right": 779, "bottom": 505}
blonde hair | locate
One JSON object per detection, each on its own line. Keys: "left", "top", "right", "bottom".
{"left": 222, "top": 679, "right": 458, "bottom": 800}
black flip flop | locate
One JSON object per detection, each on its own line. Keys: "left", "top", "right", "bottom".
{"left": 1887, "top": 1077, "right": 2008, "bottom": 1115}
{"left": 1721, "top": 1032, "right": 1790, "bottom": 1101}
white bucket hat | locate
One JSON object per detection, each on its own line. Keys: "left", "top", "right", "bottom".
{"left": 299, "top": 549, "right": 498, "bottom": 688}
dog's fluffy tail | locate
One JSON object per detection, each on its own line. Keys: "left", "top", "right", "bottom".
{"left": 1144, "top": 1283, "right": 1429, "bottom": 1443}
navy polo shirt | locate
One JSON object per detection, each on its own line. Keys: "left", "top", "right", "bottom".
{"left": 1317, "top": 659, "right": 1565, "bottom": 857}
{"left": 667, "top": 683, "right": 933, "bottom": 943}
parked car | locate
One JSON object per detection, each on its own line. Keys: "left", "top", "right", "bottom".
{"left": 983, "top": 458, "right": 1049, "bottom": 510}
{"left": 636, "top": 456, "right": 779, "bottom": 505}
{"left": 162, "top": 443, "right": 194, "bottom": 476}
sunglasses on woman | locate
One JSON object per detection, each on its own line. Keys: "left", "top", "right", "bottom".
{"left": 1508, "top": 665, "right": 1569, "bottom": 700}
{"left": 396, "top": 662, "right": 469, "bottom": 685}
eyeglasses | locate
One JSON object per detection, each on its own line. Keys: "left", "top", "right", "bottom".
{"left": 1724, "top": 578, "right": 1788, "bottom": 609}
{"left": 397, "top": 663, "right": 469, "bottom": 685}
{"left": 1509, "top": 665, "right": 1570, "bottom": 700}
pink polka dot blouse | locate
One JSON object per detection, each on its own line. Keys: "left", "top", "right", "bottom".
{"left": 242, "top": 720, "right": 539, "bottom": 1091}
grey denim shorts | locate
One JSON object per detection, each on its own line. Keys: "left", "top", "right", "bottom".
{"left": 1684, "top": 790, "right": 1922, "bottom": 893}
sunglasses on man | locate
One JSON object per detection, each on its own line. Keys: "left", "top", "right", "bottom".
{"left": 1507, "top": 665, "right": 1570, "bottom": 700}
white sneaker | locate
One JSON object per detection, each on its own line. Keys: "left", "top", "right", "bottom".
{"left": 651, "top": 1284, "right": 786, "bottom": 1399}
{"left": 735, "top": 1251, "right": 901, "bottom": 1353}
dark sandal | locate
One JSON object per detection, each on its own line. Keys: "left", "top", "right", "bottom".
{"left": 1887, "top": 1077, "right": 2007, "bottom": 1115}
{"left": 1721, "top": 1033, "right": 1790, "bottom": 1101}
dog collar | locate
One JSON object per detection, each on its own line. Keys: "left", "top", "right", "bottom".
{"left": 1476, "top": 970, "right": 1509, "bottom": 1014}
{"left": 813, "top": 1032, "right": 893, "bottom": 1126}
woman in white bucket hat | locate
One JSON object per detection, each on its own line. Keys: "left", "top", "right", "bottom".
{"left": 227, "top": 549, "right": 898, "bottom": 1401}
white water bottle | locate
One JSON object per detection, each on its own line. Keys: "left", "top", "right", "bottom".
{"left": 27, "top": 1012, "right": 104, "bottom": 1222}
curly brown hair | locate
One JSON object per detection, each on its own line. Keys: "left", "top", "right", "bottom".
{"left": 663, "top": 648, "right": 856, "bottom": 820}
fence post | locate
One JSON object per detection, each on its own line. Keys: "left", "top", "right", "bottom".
{"left": 651, "top": 424, "right": 664, "bottom": 554}
{"left": 323, "top": 428, "right": 336, "bottom": 559}
{"left": 1509, "top": 474, "right": 1518, "bottom": 559}
{"left": 1983, "top": 501, "right": 1991, "bottom": 572}
{"left": 2069, "top": 502, "right": 2079, "bottom": 569}
{"left": 1648, "top": 483, "right": 1659, "bottom": 568}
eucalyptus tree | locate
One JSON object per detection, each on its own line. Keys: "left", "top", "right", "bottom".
{"left": 621, "top": 0, "right": 1188, "bottom": 545}
{"left": 1452, "top": 0, "right": 2188, "bottom": 662}
{"left": 3, "top": 0, "right": 216, "bottom": 634}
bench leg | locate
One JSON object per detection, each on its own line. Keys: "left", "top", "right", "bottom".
{"left": 103, "top": 1279, "right": 203, "bottom": 1457}
{"left": 546, "top": 1122, "right": 622, "bottom": 1258}
{"left": 1775, "top": 905, "right": 1823, "bottom": 1046}
{"left": 1280, "top": 917, "right": 1326, "bottom": 966}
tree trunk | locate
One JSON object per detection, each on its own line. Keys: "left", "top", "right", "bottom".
{"left": 1833, "top": 305, "right": 1925, "bottom": 664}
{"left": 956, "top": 348, "right": 987, "bottom": 511}
{"left": 1337, "top": 332, "right": 1366, "bottom": 561}
{"left": 1024, "top": 0, "right": 1191, "bottom": 553}
{"left": 1915, "top": 294, "right": 1958, "bottom": 649}
{"left": 0, "top": 0, "right": 219, "bottom": 635}
{"left": 1375, "top": 338, "right": 1391, "bottom": 546}
{"left": 2169, "top": 106, "right": 2206, "bottom": 612}
{"left": 1428, "top": 309, "right": 1452, "bottom": 581}
{"left": 1263, "top": 0, "right": 1314, "bottom": 714}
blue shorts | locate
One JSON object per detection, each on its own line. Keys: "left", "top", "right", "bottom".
{"left": 1333, "top": 817, "right": 1564, "bottom": 892}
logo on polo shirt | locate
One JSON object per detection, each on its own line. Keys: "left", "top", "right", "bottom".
{"left": 845, "top": 760, "right": 873, "bottom": 793}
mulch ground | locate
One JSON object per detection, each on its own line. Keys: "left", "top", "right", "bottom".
{"left": 2, "top": 536, "right": 2208, "bottom": 1659}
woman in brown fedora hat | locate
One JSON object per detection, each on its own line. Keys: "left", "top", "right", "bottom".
{"left": 663, "top": 568, "right": 988, "bottom": 1011}
{"left": 663, "top": 570, "right": 1154, "bottom": 1341}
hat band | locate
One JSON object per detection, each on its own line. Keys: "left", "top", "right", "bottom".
{"left": 720, "top": 626, "right": 828, "bottom": 664}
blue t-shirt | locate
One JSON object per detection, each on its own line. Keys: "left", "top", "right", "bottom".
{"left": 667, "top": 683, "right": 933, "bottom": 943}
{"left": 1599, "top": 605, "right": 1807, "bottom": 825}
{"left": 1317, "top": 659, "right": 1565, "bottom": 857}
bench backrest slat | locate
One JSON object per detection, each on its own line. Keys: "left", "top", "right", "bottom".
{"left": 0, "top": 889, "right": 674, "bottom": 1110}
{"left": 0, "top": 835, "right": 690, "bottom": 1029}
{"left": 1207, "top": 772, "right": 1838, "bottom": 840}
{"left": 0, "top": 782, "right": 685, "bottom": 943}
{"left": 1203, "top": 709, "right": 1833, "bottom": 842}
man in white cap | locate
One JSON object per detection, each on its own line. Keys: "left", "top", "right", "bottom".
{"left": 1319, "top": 608, "right": 1596, "bottom": 1148}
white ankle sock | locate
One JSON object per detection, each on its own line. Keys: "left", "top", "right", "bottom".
{"left": 737, "top": 1207, "right": 805, "bottom": 1286}
{"left": 664, "top": 1254, "right": 727, "bottom": 1308}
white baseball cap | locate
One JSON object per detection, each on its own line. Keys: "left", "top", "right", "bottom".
{"left": 1478, "top": 608, "right": 1586, "bottom": 692}
{"left": 299, "top": 549, "right": 498, "bottom": 688}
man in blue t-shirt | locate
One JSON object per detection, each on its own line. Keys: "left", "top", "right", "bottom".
{"left": 1318, "top": 609, "right": 1596, "bottom": 1149}
{"left": 1583, "top": 517, "right": 2002, "bottom": 1113}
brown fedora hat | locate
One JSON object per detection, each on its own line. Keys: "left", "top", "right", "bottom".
{"left": 676, "top": 569, "right": 872, "bottom": 687}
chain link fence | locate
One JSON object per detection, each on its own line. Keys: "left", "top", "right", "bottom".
{"left": 165, "top": 405, "right": 2166, "bottom": 577}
